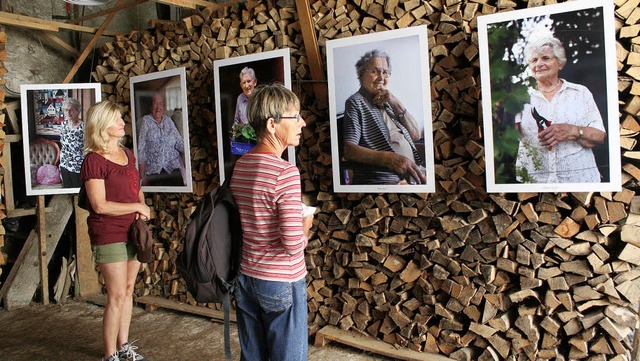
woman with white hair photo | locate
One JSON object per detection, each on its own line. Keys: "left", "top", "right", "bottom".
{"left": 514, "top": 36, "right": 606, "bottom": 183}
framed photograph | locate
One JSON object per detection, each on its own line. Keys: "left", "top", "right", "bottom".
{"left": 327, "top": 26, "right": 435, "bottom": 193}
{"left": 214, "top": 48, "right": 294, "bottom": 183}
{"left": 478, "top": 0, "right": 620, "bottom": 193}
{"left": 130, "top": 67, "right": 193, "bottom": 193}
{"left": 21, "top": 83, "right": 101, "bottom": 196}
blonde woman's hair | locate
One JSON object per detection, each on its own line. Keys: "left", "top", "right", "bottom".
{"left": 84, "top": 100, "right": 122, "bottom": 154}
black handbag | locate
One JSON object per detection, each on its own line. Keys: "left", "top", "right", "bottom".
{"left": 78, "top": 185, "right": 89, "bottom": 210}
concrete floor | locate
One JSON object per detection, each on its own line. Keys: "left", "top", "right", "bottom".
{"left": 0, "top": 299, "right": 395, "bottom": 361}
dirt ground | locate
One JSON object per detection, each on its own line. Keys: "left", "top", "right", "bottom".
{"left": 0, "top": 299, "right": 395, "bottom": 361}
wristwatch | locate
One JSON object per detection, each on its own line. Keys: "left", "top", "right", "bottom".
{"left": 577, "top": 126, "right": 584, "bottom": 139}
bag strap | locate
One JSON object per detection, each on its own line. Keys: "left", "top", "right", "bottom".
{"left": 223, "top": 292, "right": 232, "bottom": 360}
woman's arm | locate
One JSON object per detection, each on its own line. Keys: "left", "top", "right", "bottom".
{"left": 343, "top": 141, "right": 426, "bottom": 184}
{"left": 381, "top": 91, "right": 421, "bottom": 141}
{"left": 538, "top": 123, "right": 605, "bottom": 149}
{"left": 86, "top": 178, "right": 150, "bottom": 218}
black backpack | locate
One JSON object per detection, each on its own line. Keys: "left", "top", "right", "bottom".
{"left": 177, "top": 177, "right": 242, "bottom": 359}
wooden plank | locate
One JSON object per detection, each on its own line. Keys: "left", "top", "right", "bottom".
{"left": 314, "top": 325, "right": 454, "bottom": 361}
{"left": 4, "top": 195, "right": 74, "bottom": 309}
{"left": 295, "top": 0, "right": 328, "bottom": 110}
{"left": 7, "top": 208, "right": 55, "bottom": 218}
{"left": 63, "top": 0, "right": 128, "bottom": 83}
{"left": 0, "top": 11, "right": 118, "bottom": 36}
{"left": 4, "top": 101, "right": 20, "bottom": 133}
{"left": 0, "top": 232, "right": 36, "bottom": 305}
{"left": 38, "top": 32, "right": 82, "bottom": 58}
{"left": 74, "top": 197, "right": 101, "bottom": 297}
{"left": 202, "top": 0, "right": 242, "bottom": 10}
{"left": 2, "top": 140, "right": 14, "bottom": 212}
{"left": 154, "top": 0, "right": 197, "bottom": 9}
{"left": 37, "top": 195, "right": 49, "bottom": 305}
{"left": 0, "top": 13, "right": 58, "bottom": 31}
{"left": 134, "top": 295, "right": 237, "bottom": 323}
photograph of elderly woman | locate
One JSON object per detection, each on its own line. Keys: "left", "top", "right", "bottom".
{"left": 20, "top": 83, "right": 101, "bottom": 196}
{"left": 479, "top": 1, "right": 620, "bottom": 193}
{"left": 130, "top": 67, "right": 193, "bottom": 193}
{"left": 327, "top": 26, "right": 435, "bottom": 193}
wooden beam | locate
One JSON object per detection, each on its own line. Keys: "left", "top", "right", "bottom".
{"left": 38, "top": 32, "right": 82, "bottom": 58}
{"left": 68, "top": 0, "right": 149, "bottom": 25}
{"left": 63, "top": 0, "right": 128, "bottom": 83}
{"left": 75, "top": 197, "right": 101, "bottom": 297}
{"left": 135, "top": 295, "right": 237, "bottom": 323}
{"left": 0, "top": 13, "right": 58, "bottom": 31}
{"left": 2, "top": 134, "right": 20, "bottom": 214}
{"left": 203, "top": 0, "right": 243, "bottom": 10}
{"left": 314, "top": 326, "right": 454, "bottom": 361}
{"left": 37, "top": 196, "right": 49, "bottom": 305}
{"left": 154, "top": 0, "right": 197, "bottom": 9}
{"left": 0, "top": 11, "right": 118, "bottom": 36}
{"left": 294, "top": 0, "right": 328, "bottom": 109}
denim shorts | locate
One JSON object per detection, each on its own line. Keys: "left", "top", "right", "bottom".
{"left": 92, "top": 242, "right": 136, "bottom": 264}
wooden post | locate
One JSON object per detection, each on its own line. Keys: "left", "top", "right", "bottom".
{"left": 2, "top": 134, "right": 19, "bottom": 213}
{"left": 63, "top": 0, "right": 128, "bottom": 83}
{"left": 37, "top": 195, "right": 48, "bottom": 305}
{"left": 294, "top": 0, "right": 328, "bottom": 110}
{"left": 74, "top": 196, "right": 101, "bottom": 297}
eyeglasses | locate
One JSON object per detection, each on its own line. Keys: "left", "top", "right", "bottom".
{"left": 365, "top": 68, "right": 390, "bottom": 78}
{"left": 279, "top": 114, "right": 302, "bottom": 122}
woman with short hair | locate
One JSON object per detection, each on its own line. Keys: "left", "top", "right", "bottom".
{"left": 229, "top": 83, "right": 313, "bottom": 361}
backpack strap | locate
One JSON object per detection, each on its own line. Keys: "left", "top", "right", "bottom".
{"left": 223, "top": 291, "right": 232, "bottom": 360}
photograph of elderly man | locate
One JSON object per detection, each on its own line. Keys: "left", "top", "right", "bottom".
{"left": 234, "top": 67, "right": 257, "bottom": 126}
{"left": 137, "top": 93, "right": 185, "bottom": 186}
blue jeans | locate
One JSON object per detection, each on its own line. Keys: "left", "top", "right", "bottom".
{"left": 234, "top": 274, "right": 308, "bottom": 361}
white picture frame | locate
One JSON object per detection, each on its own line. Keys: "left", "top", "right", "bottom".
{"left": 213, "top": 48, "right": 294, "bottom": 183}
{"left": 327, "top": 26, "right": 435, "bottom": 193}
{"left": 21, "top": 83, "right": 101, "bottom": 196}
{"left": 478, "top": 0, "right": 620, "bottom": 193}
{"left": 130, "top": 67, "right": 193, "bottom": 193}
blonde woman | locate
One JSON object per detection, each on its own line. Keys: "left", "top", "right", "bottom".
{"left": 80, "top": 100, "right": 150, "bottom": 361}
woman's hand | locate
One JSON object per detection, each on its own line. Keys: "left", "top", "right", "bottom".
{"left": 136, "top": 203, "right": 151, "bottom": 221}
{"left": 539, "top": 123, "right": 605, "bottom": 149}
{"left": 538, "top": 123, "right": 577, "bottom": 148}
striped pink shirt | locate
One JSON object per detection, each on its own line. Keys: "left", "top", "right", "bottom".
{"left": 229, "top": 152, "right": 307, "bottom": 282}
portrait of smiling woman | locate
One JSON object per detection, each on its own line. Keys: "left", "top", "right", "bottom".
{"left": 478, "top": 1, "right": 620, "bottom": 193}
{"left": 514, "top": 36, "right": 606, "bottom": 184}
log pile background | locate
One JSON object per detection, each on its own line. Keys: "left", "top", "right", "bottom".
{"left": 93, "top": 0, "right": 640, "bottom": 359}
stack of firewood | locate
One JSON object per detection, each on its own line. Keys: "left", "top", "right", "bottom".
{"left": 93, "top": 0, "right": 640, "bottom": 359}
